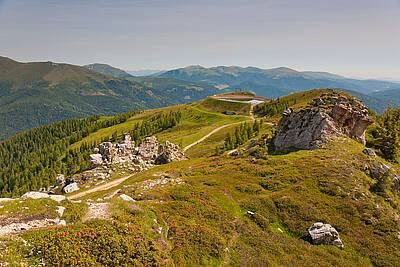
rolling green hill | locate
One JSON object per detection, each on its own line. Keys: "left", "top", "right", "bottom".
{"left": 0, "top": 57, "right": 216, "bottom": 140}
{"left": 1, "top": 90, "right": 400, "bottom": 265}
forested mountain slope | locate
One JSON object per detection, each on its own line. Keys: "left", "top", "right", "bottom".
{"left": 83, "top": 63, "right": 133, "bottom": 78}
{"left": 0, "top": 57, "right": 215, "bottom": 140}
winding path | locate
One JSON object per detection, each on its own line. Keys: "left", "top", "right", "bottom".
{"left": 67, "top": 174, "right": 135, "bottom": 200}
{"left": 68, "top": 105, "right": 261, "bottom": 199}
{"left": 183, "top": 104, "right": 256, "bottom": 152}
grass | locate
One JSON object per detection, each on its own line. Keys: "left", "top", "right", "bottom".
{"left": 58, "top": 134, "right": 400, "bottom": 266}
{"left": 0, "top": 198, "right": 60, "bottom": 219}
{"left": 3, "top": 90, "right": 400, "bottom": 266}
{"left": 199, "top": 97, "right": 251, "bottom": 116}
{"left": 156, "top": 104, "right": 248, "bottom": 148}
{"left": 6, "top": 133, "right": 400, "bottom": 266}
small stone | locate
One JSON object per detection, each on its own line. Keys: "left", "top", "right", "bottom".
{"left": 56, "top": 206, "right": 65, "bottom": 217}
{"left": 363, "top": 148, "right": 377, "bottom": 157}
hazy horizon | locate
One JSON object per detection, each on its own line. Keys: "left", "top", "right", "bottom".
{"left": 0, "top": 0, "right": 399, "bottom": 80}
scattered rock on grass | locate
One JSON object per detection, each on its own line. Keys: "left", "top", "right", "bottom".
{"left": 308, "top": 222, "right": 343, "bottom": 248}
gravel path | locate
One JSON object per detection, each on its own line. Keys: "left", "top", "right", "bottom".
{"left": 183, "top": 105, "right": 256, "bottom": 152}
{"left": 67, "top": 174, "right": 134, "bottom": 200}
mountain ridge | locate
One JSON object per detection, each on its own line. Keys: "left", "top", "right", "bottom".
{"left": 158, "top": 65, "right": 400, "bottom": 99}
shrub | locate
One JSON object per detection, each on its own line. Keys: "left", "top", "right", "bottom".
{"left": 23, "top": 219, "right": 167, "bottom": 266}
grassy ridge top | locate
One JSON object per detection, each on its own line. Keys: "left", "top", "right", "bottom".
{"left": 199, "top": 97, "right": 251, "bottom": 116}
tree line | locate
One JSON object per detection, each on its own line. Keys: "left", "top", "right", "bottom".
{"left": 254, "top": 98, "right": 295, "bottom": 117}
{"left": 0, "top": 110, "right": 182, "bottom": 197}
{"left": 215, "top": 120, "right": 261, "bottom": 155}
{"left": 367, "top": 105, "right": 400, "bottom": 162}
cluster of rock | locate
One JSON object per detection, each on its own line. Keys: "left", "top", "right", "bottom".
{"left": 308, "top": 222, "right": 344, "bottom": 248}
{"left": 274, "top": 93, "right": 373, "bottom": 151}
{"left": 362, "top": 148, "right": 400, "bottom": 193}
{"left": 88, "top": 134, "right": 187, "bottom": 170}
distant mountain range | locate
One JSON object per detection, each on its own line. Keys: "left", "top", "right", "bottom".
{"left": 158, "top": 65, "right": 400, "bottom": 96}
{"left": 0, "top": 57, "right": 217, "bottom": 140}
{"left": 156, "top": 65, "right": 400, "bottom": 113}
{"left": 127, "top": 69, "right": 166, "bottom": 77}
{"left": 2, "top": 57, "right": 400, "bottom": 139}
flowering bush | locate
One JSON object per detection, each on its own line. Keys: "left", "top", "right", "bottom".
{"left": 23, "top": 219, "right": 167, "bottom": 266}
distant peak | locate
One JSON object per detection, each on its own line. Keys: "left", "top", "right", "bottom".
{"left": 183, "top": 65, "right": 205, "bottom": 70}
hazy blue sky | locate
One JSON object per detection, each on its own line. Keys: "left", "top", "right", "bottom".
{"left": 0, "top": 0, "right": 399, "bottom": 79}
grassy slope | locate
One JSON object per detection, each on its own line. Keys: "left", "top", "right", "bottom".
{"left": 48, "top": 136, "right": 400, "bottom": 266}
{"left": 199, "top": 97, "right": 251, "bottom": 116}
{"left": 71, "top": 99, "right": 250, "bottom": 151}
{"left": 2, "top": 90, "right": 400, "bottom": 266}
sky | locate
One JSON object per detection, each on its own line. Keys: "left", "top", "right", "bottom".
{"left": 0, "top": 0, "right": 399, "bottom": 79}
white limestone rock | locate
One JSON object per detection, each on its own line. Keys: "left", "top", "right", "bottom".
{"left": 118, "top": 194, "right": 135, "bottom": 201}
{"left": 88, "top": 153, "right": 103, "bottom": 169}
{"left": 308, "top": 222, "right": 343, "bottom": 248}
{"left": 62, "top": 182, "right": 80, "bottom": 194}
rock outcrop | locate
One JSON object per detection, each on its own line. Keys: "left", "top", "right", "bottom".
{"left": 88, "top": 153, "right": 103, "bottom": 169}
{"left": 55, "top": 174, "right": 66, "bottom": 187}
{"left": 62, "top": 182, "right": 80, "bottom": 194}
{"left": 308, "top": 222, "right": 344, "bottom": 248}
{"left": 155, "top": 141, "right": 188, "bottom": 164}
{"left": 87, "top": 134, "right": 187, "bottom": 170}
{"left": 274, "top": 92, "right": 373, "bottom": 151}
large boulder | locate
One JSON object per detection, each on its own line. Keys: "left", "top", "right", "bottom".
{"left": 20, "top": 192, "right": 66, "bottom": 202}
{"left": 118, "top": 194, "right": 135, "bottom": 201}
{"left": 21, "top": 192, "right": 51, "bottom": 200}
{"left": 55, "top": 174, "right": 66, "bottom": 187}
{"left": 370, "top": 162, "right": 391, "bottom": 180}
{"left": 138, "top": 136, "right": 159, "bottom": 161}
{"left": 155, "top": 141, "right": 188, "bottom": 164}
{"left": 88, "top": 153, "right": 103, "bottom": 169}
{"left": 308, "top": 222, "right": 344, "bottom": 248}
{"left": 274, "top": 92, "right": 373, "bottom": 151}
{"left": 98, "top": 142, "right": 116, "bottom": 161}
{"left": 62, "top": 182, "right": 80, "bottom": 194}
